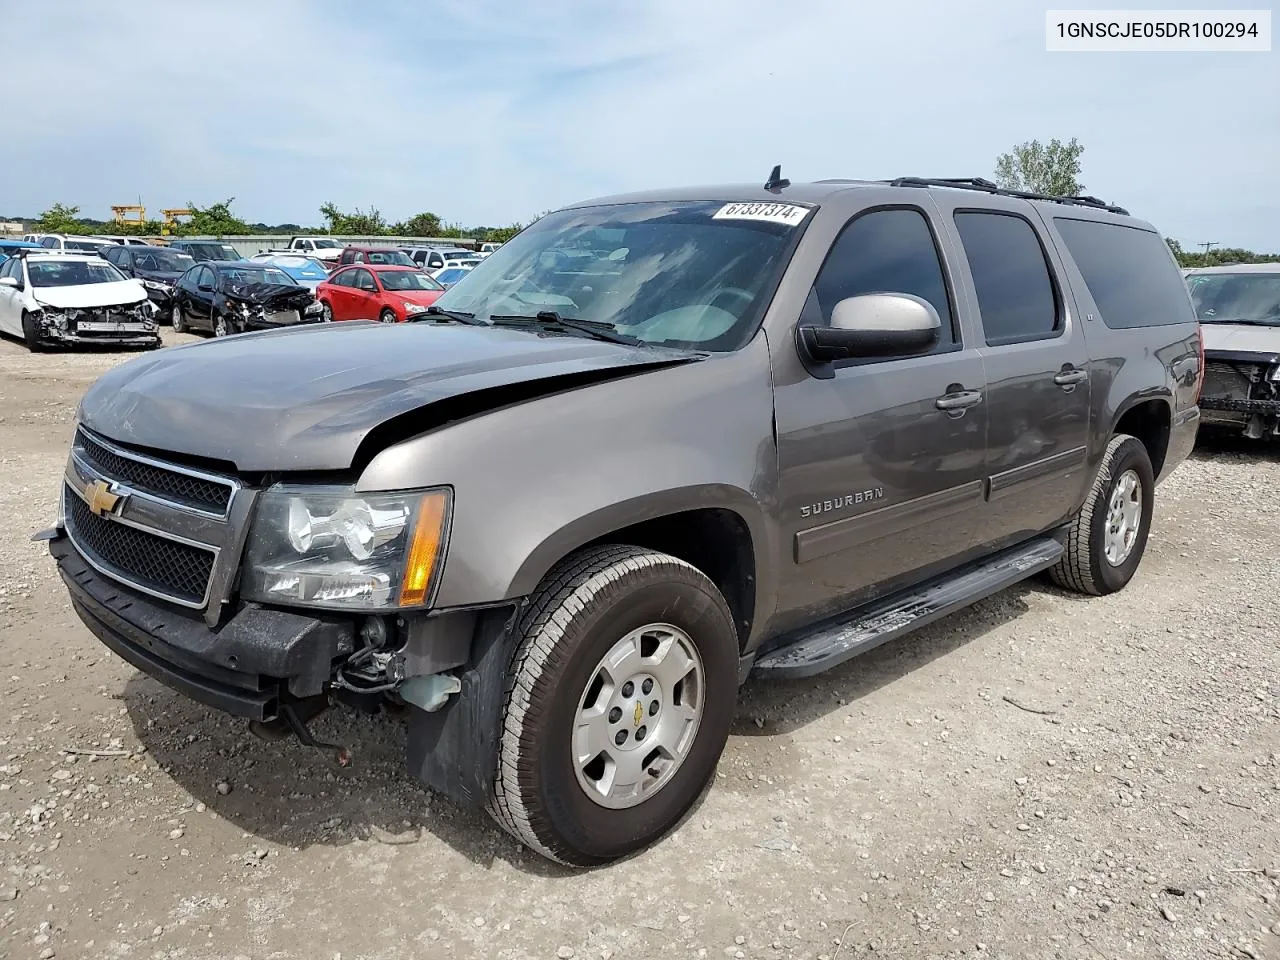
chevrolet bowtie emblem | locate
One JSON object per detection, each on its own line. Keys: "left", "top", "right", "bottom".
{"left": 86, "top": 479, "right": 122, "bottom": 517}
{"left": 633, "top": 701, "right": 644, "bottom": 727}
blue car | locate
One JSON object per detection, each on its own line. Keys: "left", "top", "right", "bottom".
{"left": 0, "top": 239, "right": 44, "bottom": 264}
{"left": 249, "top": 253, "right": 331, "bottom": 291}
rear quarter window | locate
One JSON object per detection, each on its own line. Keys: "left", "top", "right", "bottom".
{"left": 1053, "top": 218, "right": 1195, "bottom": 329}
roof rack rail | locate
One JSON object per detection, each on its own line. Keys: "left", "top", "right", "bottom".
{"left": 887, "top": 177, "right": 1129, "bottom": 216}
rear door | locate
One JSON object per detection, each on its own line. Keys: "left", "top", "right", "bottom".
{"left": 932, "top": 194, "right": 1093, "bottom": 542}
{"left": 772, "top": 204, "right": 990, "bottom": 627}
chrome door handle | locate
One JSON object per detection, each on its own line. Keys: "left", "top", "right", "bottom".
{"left": 935, "top": 390, "right": 983, "bottom": 411}
{"left": 1053, "top": 368, "right": 1088, "bottom": 386}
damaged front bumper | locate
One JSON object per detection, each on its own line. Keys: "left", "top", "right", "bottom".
{"left": 33, "top": 303, "right": 160, "bottom": 347}
{"left": 1200, "top": 354, "right": 1280, "bottom": 438}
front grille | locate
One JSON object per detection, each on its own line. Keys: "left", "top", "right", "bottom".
{"left": 1202, "top": 360, "right": 1255, "bottom": 400}
{"left": 77, "top": 429, "right": 233, "bottom": 514}
{"left": 65, "top": 489, "right": 215, "bottom": 605}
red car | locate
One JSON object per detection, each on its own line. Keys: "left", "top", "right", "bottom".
{"left": 317, "top": 265, "right": 446, "bottom": 323}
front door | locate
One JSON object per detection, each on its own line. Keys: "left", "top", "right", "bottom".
{"left": 933, "top": 196, "right": 1093, "bottom": 542}
{"left": 189, "top": 265, "right": 217, "bottom": 329}
{"left": 0, "top": 257, "right": 24, "bottom": 336}
{"left": 772, "top": 205, "right": 990, "bottom": 631}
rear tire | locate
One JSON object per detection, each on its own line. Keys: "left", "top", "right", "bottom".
{"left": 320, "top": 300, "right": 333, "bottom": 322}
{"left": 1048, "top": 434, "right": 1154, "bottom": 596}
{"left": 21, "top": 312, "right": 46, "bottom": 352}
{"left": 489, "top": 545, "right": 739, "bottom": 866}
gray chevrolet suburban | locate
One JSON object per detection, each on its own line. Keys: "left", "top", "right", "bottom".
{"left": 43, "top": 172, "right": 1203, "bottom": 866}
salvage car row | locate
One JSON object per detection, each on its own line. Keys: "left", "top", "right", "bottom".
{"left": 0, "top": 235, "right": 490, "bottom": 348}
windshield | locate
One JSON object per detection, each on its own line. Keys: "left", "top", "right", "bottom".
{"left": 362, "top": 249, "right": 416, "bottom": 266}
{"left": 220, "top": 266, "right": 296, "bottom": 287}
{"left": 311, "top": 239, "right": 341, "bottom": 249}
{"left": 1187, "top": 273, "right": 1280, "bottom": 326}
{"left": 29, "top": 260, "right": 127, "bottom": 287}
{"left": 134, "top": 250, "right": 195, "bottom": 272}
{"left": 379, "top": 270, "right": 443, "bottom": 292}
{"left": 266, "top": 256, "right": 327, "bottom": 278}
{"left": 66, "top": 240, "right": 108, "bottom": 251}
{"left": 442, "top": 250, "right": 476, "bottom": 261}
{"left": 433, "top": 200, "right": 806, "bottom": 349}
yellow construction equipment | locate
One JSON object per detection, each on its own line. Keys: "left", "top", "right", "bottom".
{"left": 160, "top": 208, "right": 193, "bottom": 236}
{"left": 112, "top": 204, "right": 146, "bottom": 226}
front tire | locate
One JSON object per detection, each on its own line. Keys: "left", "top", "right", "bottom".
{"left": 21, "top": 312, "right": 46, "bottom": 352}
{"left": 171, "top": 303, "right": 186, "bottom": 334}
{"left": 1048, "top": 433, "right": 1155, "bottom": 596}
{"left": 490, "top": 545, "right": 739, "bottom": 866}
{"left": 379, "top": 308, "right": 398, "bottom": 324}
{"left": 213, "top": 314, "right": 231, "bottom": 338}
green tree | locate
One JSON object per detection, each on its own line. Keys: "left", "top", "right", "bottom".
{"left": 38, "top": 203, "right": 85, "bottom": 233}
{"left": 319, "top": 202, "right": 388, "bottom": 235}
{"left": 484, "top": 223, "right": 524, "bottom": 243}
{"left": 994, "top": 137, "right": 1085, "bottom": 197}
{"left": 395, "top": 212, "right": 442, "bottom": 237}
{"left": 184, "top": 199, "right": 250, "bottom": 236}
{"left": 1166, "top": 238, "right": 1280, "bottom": 269}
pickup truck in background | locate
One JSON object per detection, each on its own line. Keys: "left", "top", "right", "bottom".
{"left": 260, "top": 237, "right": 345, "bottom": 262}
{"left": 44, "top": 171, "right": 1202, "bottom": 868}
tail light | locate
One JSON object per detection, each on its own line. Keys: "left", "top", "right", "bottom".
{"left": 1194, "top": 324, "right": 1205, "bottom": 402}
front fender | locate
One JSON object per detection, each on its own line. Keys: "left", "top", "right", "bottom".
{"left": 357, "top": 334, "right": 780, "bottom": 615}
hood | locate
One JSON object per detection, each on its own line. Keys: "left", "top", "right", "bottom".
{"left": 135, "top": 268, "right": 184, "bottom": 284}
{"left": 398, "top": 289, "right": 444, "bottom": 307}
{"left": 35, "top": 279, "right": 148, "bottom": 309}
{"left": 1201, "top": 322, "right": 1280, "bottom": 359}
{"left": 78, "top": 322, "right": 700, "bottom": 471}
{"left": 225, "top": 282, "right": 313, "bottom": 308}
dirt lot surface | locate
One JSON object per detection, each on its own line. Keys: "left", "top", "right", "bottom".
{"left": 0, "top": 331, "right": 1277, "bottom": 960}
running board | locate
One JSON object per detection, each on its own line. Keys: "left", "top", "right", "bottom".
{"left": 751, "top": 537, "right": 1063, "bottom": 680}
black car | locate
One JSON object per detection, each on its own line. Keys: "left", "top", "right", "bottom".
{"left": 170, "top": 261, "right": 324, "bottom": 337}
{"left": 166, "top": 240, "right": 245, "bottom": 263}
{"left": 100, "top": 245, "right": 195, "bottom": 321}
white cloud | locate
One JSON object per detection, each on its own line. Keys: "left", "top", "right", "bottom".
{"left": 2, "top": 0, "right": 1277, "bottom": 248}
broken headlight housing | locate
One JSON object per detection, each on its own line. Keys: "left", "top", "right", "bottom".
{"left": 243, "top": 485, "right": 451, "bottom": 611}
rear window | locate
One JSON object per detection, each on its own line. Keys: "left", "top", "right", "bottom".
{"left": 1053, "top": 218, "right": 1194, "bottom": 329}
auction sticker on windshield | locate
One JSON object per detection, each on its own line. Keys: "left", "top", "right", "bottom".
{"left": 712, "top": 202, "right": 810, "bottom": 226}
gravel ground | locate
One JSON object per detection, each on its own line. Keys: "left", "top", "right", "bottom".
{"left": 0, "top": 331, "right": 1277, "bottom": 960}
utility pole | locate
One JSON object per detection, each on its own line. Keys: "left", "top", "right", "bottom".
{"left": 1198, "top": 241, "right": 1218, "bottom": 255}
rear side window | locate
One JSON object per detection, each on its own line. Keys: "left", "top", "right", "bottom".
{"left": 954, "top": 212, "right": 1059, "bottom": 346}
{"left": 812, "top": 207, "right": 957, "bottom": 354}
{"left": 1053, "top": 218, "right": 1195, "bottom": 329}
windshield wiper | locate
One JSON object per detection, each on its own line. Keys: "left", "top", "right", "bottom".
{"left": 488, "top": 311, "right": 640, "bottom": 345}
{"left": 413, "top": 304, "right": 482, "bottom": 324}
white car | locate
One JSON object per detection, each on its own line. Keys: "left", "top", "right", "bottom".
{"left": 32, "top": 234, "right": 114, "bottom": 253}
{"left": 430, "top": 263, "right": 475, "bottom": 289}
{"left": 478, "top": 241, "right": 502, "bottom": 257}
{"left": 0, "top": 251, "right": 159, "bottom": 350}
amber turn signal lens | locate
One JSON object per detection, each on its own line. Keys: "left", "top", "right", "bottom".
{"left": 398, "top": 491, "right": 449, "bottom": 606}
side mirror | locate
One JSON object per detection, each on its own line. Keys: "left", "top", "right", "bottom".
{"left": 0, "top": 277, "right": 17, "bottom": 288}
{"left": 797, "top": 293, "right": 940, "bottom": 364}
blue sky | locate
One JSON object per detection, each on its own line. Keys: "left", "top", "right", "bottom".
{"left": 3, "top": 0, "right": 1277, "bottom": 248}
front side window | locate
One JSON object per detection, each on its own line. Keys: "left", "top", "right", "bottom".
{"left": 954, "top": 211, "right": 1059, "bottom": 346}
{"left": 353, "top": 269, "right": 377, "bottom": 291}
{"left": 133, "top": 250, "right": 195, "bottom": 273}
{"left": 811, "top": 207, "right": 956, "bottom": 356}
{"left": 40, "top": 237, "right": 59, "bottom": 248}
{"left": 312, "top": 239, "right": 341, "bottom": 249}
{"left": 434, "top": 200, "right": 806, "bottom": 349}
{"left": 1186, "top": 273, "right": 1280, "bottom": 327}
{"left": 1054, "top": 217, "right": 1199, "bottom": 329}
{"left": 27, "top": 259, "right": 127, "bottom": 287}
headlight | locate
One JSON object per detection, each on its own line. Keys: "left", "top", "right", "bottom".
{"left": 403, "top": 301, "right": 429, "bottom": 314}
{"left": 304, "top": 301, "right": 323, "bottom": 315}
{"left": 242, "top": 485, "right": 450, "bottom": 611}
{"left": 140, "top": 279, "right": 171, "bottom": 292}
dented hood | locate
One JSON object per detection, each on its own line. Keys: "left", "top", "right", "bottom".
{"left": 1201, "top": 322, "right": 1280, "bottom": 358}
{"left": 225, "top": 282, "right": 312, "bottom": 308}
{"left": 35, "top": 279, "right": 148, "bottom": 310}
{"left": 78, "top": 321, "right": 700, "bottom": 471}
